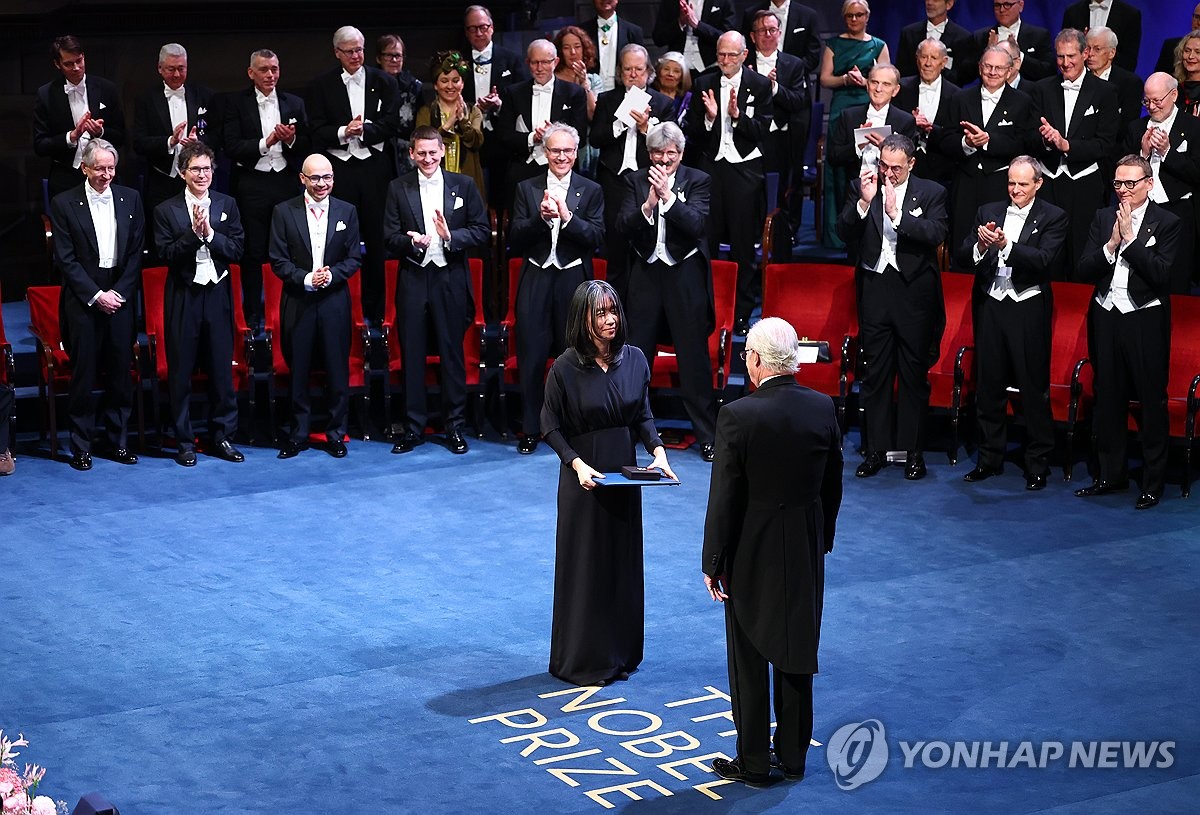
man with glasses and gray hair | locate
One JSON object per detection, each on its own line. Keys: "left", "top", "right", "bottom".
{"left": 974, "top": 0, "right": 1053, "bottom": 82}
{"left": 1074, "top": 155, "right": 1180, "bottom": 510}
{"left": 1124, "top": 72, "right": 1200, "bottom": 293}
{"left": 701, "top": 315, "right": 842, "bottom": 786}
{"left": 618, "top": 121, "right": 718, "bottom": 461}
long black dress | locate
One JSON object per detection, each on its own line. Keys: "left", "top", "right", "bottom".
{"left": 541, "top": 345, "right": 664, "bottom": 686}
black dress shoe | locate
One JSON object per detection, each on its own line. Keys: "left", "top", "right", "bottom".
{"left": 176, "top": 449, "right": 197, "bottom": 467}
{"left": 214, "top": 439, "right": 244, "bottom": 463}
{"left": 277, "top": 440, "right": 304, "bottom": 459}
{"left": 711, "top": 757, "right": 772, "bottom": 787}
{"left": 517, "top": 436, "right": 539, "bottom": 455}
{"left": 701, "top": 442, "right": 715, "bottom": 462}
{"left": 69, "top": 451, "right": 93, "bottom": 471}
{"left": 1135, "top": 492, "right": 1161, "bottom": 510}
{"left": 391, "top": 431, "right": 423, "bottom": 454}
{"left": 769, "top": 755, "right": 805, "bottom": 781}
{"left": 734, "top": 317, "right": 750, "bottom": 336}
{"left": 855, "top": 452, "right": 886, "bottom": 478}
{"left": 327, "top": 439, "right": 348, "bottom": 458}
{"left": 1025, "top": 472, "right": 1048, "bottom": 491}
{"left": 963, "top": 464, "right": 1002, "bottom": 483}
{"left": 904, "top": 452, "right": 926, "bottom": 480}
{"left": 1074, "top": 479, "right": 1130, "bottom": 497}
{"left": 110, "top": 447, "right": 138, "bottom": 465}
{"left": 446, "top": 428, "right": 469, "bottom": 454}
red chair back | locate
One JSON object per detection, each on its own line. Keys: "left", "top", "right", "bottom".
{"left": 1167, "top": 295, "right": 1200, "bottom": 436}
{"left": 929, "top": 271, "right": 976, "bottom": 401}
{"left": 263, "top": 265, "right": 364, "bottom": 386}
{"left": 141, "top": 267, "right": 171, "bottom": 380}
{"left": 26, "top": 286, "right": 71, "bottom": 385}
{"left": 762, "top": 263, "right": 858, "bottom": 395}
{"left": 1046, "top": 281, "right": 1094, "bottom": 420}
{"left": 650, "top": 259, "right": 737, "bottom": 390}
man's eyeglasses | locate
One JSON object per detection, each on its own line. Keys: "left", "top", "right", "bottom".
{"left": 1142, "top": 88, "right": 1176, "bottom": 107}
{"left": 380, "top": 52, "right": 404, "bottom": 62}
{"left": 546, "top": 147, "right": 577, "bottom": 157}
{"left": 993, "top": 2, "right": 1020, "bottom": 10}
{"left": 466, "top": 23, "right": 493, "bottom": 34}
{"left": 304, "top": 173, "right": 334, "bottom": 184}
{"left": 336, "top": 47, "right": 364, "bottom": 56}
{"left": 1111, "top": 177, "right": 1150, "bottom": 190}
{"left": 739, "top": 348, "right": 758, "bottom": 361}
{"left": 185, "top": 166, "right": 212, "bottom": 175}
{"left": 754, "top": 27, "right": 781, "bottom": 36}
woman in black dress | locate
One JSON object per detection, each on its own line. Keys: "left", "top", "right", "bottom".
{"left": 541, "top": 280, "right": 677, "bottom": 686}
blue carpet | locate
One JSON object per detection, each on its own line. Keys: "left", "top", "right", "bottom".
{"left": 1, "top": 431, "right": 1197, "bottom": 813}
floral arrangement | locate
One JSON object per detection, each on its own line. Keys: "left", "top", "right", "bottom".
{"left": 0, "top": 731, "right": 67, "bottom": 815}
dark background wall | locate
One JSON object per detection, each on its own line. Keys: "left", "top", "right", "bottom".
{"left": 0, "top": 1, "right": 1182, "bottom": 298}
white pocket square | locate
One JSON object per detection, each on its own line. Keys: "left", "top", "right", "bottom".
{"left": 1145, "top": 235, "right": 1157, "bottom": 247}
{"left": 99, "top": 102, "right": 107, "bottom": 110}
{"left": 710, "top": 5, "right": 720, "bottom": 11}
{"left": 197, "top": 107, "right": 207, "bottom": 115}
{"left": 997, "top": 119, "right": 1013, "bottom": 127}
{"left": 794, "top": 27, "right": 806, "bottom": 32}
{"left": 335, "top": 221, "right": 347, "bottom": 232}
{"left": 677, "top": 189, "right": 686, "bottom": 202}
{"left": 562, "top": 104, "right": 572, "bottom": 111}
{"left": 1031, "top": 228, "right": 1039, "bottom": 234}
{"left": 1084, "top": 106, "right": 1096, "bottom": 116}
{"left": 1179, "top": 139, "right": 1189, "bottom": 152}
{"left": 220, "top": 211, "right": 228, "bottom": 222}
{"left": 501, "top": 69, "right": 512, "bottom": 77}
{"left": 746, "top": 105, "right": 755, "bottom": 118}
{"left": 288, "top": 117, "right": 297, "bottom": 125}
{"left": 377, "top": 100, "right": 382, "bottom": 112}
{"left": 453, "top": 196, "right": 464, "bottom": 210}
{"left": 909, "top": 207, "right": 923, "bottom": 217}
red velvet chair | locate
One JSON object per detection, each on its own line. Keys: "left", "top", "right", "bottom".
{"left": 380, "top": 257, "right": 487, "bottom": 438}
{"left": 928, "top": 271, "right": 976, "bottom": 464}
{"left": 650, "top": 259, "right": 738, "bottom": 399}
{"left": 25, "top": 285, "right": 143, "bottom": 457}
{"left": 761, "top": 263, "right": 858, "bottom": 433}
{"left": 141, "top": 265, "right": 255, "bottom": 449}
{"left": 262, "top": 265, "right": 371, "bottom": 442}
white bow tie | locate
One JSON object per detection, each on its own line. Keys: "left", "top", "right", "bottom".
{"left": 532, "top": 82, "right": 553, "bottom": 96}
{"left": 164, "top": 86, "right": 185, "bottom": 101}
{"left": 720, "top": 78, "right": 737, "bottom": 90}
{"left": 419, "top": 175, "right": 440, "bottom": 188}
{"left": 997, "top": 25, "right": 1016, "bottom": 37}
{"left": 927, "top": 21, "right": 946, "bottom": 34}
{"left": 256, "top": 91, "right": 275, "bottom": 107}
{"left": 1006, "top": 205, "right": 1029, "bottom": 219}
{"left": 1089, "top": 2, "right": 1107, "bottom": 9}
{"left": 981, "top": 90, "right": 1002, "bottom": 103}
{"left": 1061, "top": 80, "right": 1082, "bottom": 92}
{"left": 342, "top": 70, "right": 364, "bottom": 86}
{"left": 65, "top": 82, "right": 85, "bottom": 97}
{"left": 89, "top": 192, "right": 111, "bottom": 205}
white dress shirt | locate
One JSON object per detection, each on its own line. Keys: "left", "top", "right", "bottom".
{"left": 165, "top": 84, "right": 188, "bottom": 177}
{"left": 682, "top": 0, "right": 707, "bottom": 72}
{"left": 857, "top": 179, "right": 908, "bottom": 274}
{"left": 87, "top": 185, "right": 117, "bottom": 272}
{"left": 418, "top": 170, "right": 448, "bottom": 267}
{"left": 542, "top": 172, "right": 578, "bottom": 268}
{"left": 858, "top": 103, "right": 889, "bottom": 168}
{"left": 183, "top": 190, "right": 222, "bottom": 285}
{"left": 528, "top": 79, "right": 555, "bottom": 165}
{"left": 303, "top": 194, "right": 329, "bottom": 287}
{"left": 254, "top": 90, "right": 288, "bottom": 172}
{"left": 1145, "top": 107, "right": 1178, "bottom": 204}
{"left": 975, "top": 201, "right": 1042, "bottom": 301}
{"left": 66, "top": 78, "right": 91, "bottom": 169}
{"left": 1099, "top": 200, "right": 1160, "bottom": 313}
{"left": 472, "top": 44, "right": 494, "bottom": 102}
{"left": 331, "top": 69, "right": 373, "bottom": 161}
{"left": 709, "top": 70, "right": 762, "bottom": 163}
{"left": 1090, "top": 1, "right": 1111, "bottom": 31}
{"left": 596, "top": 14, "right": 618, "bottom": 91}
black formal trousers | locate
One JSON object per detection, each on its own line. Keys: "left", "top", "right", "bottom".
{"left": 1089, "top": 302, "right": 1170, "bottom": 496}
{"left": 627, "top": 254, "right": 717, "bottom": 445}
{"left": 399, "top": 261, "right": 468, "bottom": 435}
{"left": 166, "top": 278, "right": 237, "bottom": 448}
{"left": 1040, "top": 173, "right": 1107, "bottom": 279}
{"left": 597, "top": 165, "right": 634, "bottom": 303}
{"left": 708, "top": 158, "right": 765, "bottom": 321}
{"left": 724, "top": 598, "right": 814, "bottom": 776}
{"left": 232, "top": 167, "right": 297, "bottom": 322}
{"left": 328, "top": 152, "right": 390, "bottom": 320}
{"left": 60, "top": 280, "right": 136, "bottom": 453}
{"left": 516, "top": 261, "right": 589, "bottom": 436}
{"left": 974, "top": 293, "right": 1054, "bottom": 475}
{"left": 280, "top": 288, "right": 351, "bottom": 444}
{"left": 858, "top": 266, "right": 939, "bottom": 454}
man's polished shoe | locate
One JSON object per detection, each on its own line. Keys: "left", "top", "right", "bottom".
{"left": 904, "top": 452, "right": 926, "bottom": 481}
{"left": 215, "top": 439, "right": 244, "bottom": 463}
{"left": 69, "top": 451, "right": 93, "bottom": 471}
{"left": 855, "top": 452, "right": 886, "bottom": 478}
{"left": 769, "top": 755, "right": 805, "bottom": 781}
{"left": 1074, "top": 479, "right": 1129, "bottom": 497}
{"left": 110, "top": 447, "right": 138, "bottom": 465}
{"left": 711, "top": 757, "right": 772, "bottom": 788}
{"left": 963, "top": 464, "right": 1002, "bottom": 483}
{"left": 701, "top": 442, "right": 715, "bottom": 462}
{"left": 1135, "top": 492, "right": 1161, "bottom": 510}
{"left": 446, "top": 428, "right": 469, "bottom": 454}
{"left": 734, "top": 317, "right": 750, "bottom": 336}
{"left": 175, "top": 449, "right": 197, "bottom": 467}
{"left": 517, "top": 436, "right": 539, "bottom": 455}
{"left": 391, "top": 431, "right": 423, "bottom": 454}
{"left": 1025, "top": 472, "right": 1047, "bottom": 491}
{"left": 277, "top": 440, "right": 305, "bottom": 459}
{"left": 327, "top": 438, "right": 348, "bottom": 458}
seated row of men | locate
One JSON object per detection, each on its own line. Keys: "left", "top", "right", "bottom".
{"left": 838, "top": 132, "right": 1178, "bottom": 510}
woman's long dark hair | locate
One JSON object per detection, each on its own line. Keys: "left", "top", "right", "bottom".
{"left": 565, "top": 279, "right": 626, "bottom": 362}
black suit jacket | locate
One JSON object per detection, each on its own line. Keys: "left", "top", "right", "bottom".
{"left": 153, "top": 190, "right": 244, "bottom": 285}
{"left": 132, "top": 83, "right": 215, "bottom": 176}
{"left": 897, "top": 18, "right": 977, "bottom": 88}
{"left": 974, "top": 21, "right": 1055, "bottom": 82}
{"left": 702, "top": 374, "right": 842, "bottom": 674}
{"left": 509, "top": 172, "right": 605, "bottom": 271}
{"left": 957, "top": 197, "right": 1068, "bottom": 294}
{"left": 1030, "top": 72, "right": 1119, "bottom": 175}
{"left": 836, "top": 175, "right": 949, "bottom": 284}
{"left": 746, "top": 49, "right": 810, "bottom": 125}
{"left": 687, "top": 69, "right": 775, "bottom": 166}
{"left": 940, "top": 84, "right": 1034, "bottom": 178}
{"left": 34, "top": 74, "right": 127, "bottom": 167}
{"left": 1124, "top": 114, "right": 1200, "bottom": 204}
{"left": 590, "top": 86, "right": 677, "bottom": 176}
{"left": 1077, "top": 202, "right": 1181, "bottom": 308}
{"left": 1063, "top": 0, "right": 1142, "bottom": 72}
{"left": 828, "top": 104, "right": 919, "bottom": 169}
{"left": 495, "top": 80, "right": 589, "bottom": 164}
{"left": 50, "top": 183, "right": 145, "bottom": 306}
{"left": 1101, "top": 65, "right": 1145, "bottom": 135}
{"left": 383, "top": 170, "right": 489, "bottom": 274}
{"left": 583, "top": 14, "right": 645, "bottom": 53}
{"left": 741, "top": 2, "right": 821, "bottom": 74}
{"left": 306, "top": 66, "right": 399, "bottom": 156}
{"left": 221, "top": 87, "right": 310, "bottom": 171}
{"left": 896, "top": 76, "right": 960, "bottom": 183}
{"left": 462, "top": 43, "right": 528, "bottom": 104}
{"left": 268, "top": 195, "right": 361, "bottom": 300}
{"left": 653, "top": 0, "right": 736, "bottom": 69}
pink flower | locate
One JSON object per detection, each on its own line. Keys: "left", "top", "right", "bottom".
{"left": 31, "top": 796, "right": 57, "bottom": 815}
{"left": 0, "top": 766, "right": 24, "bottom": 797}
